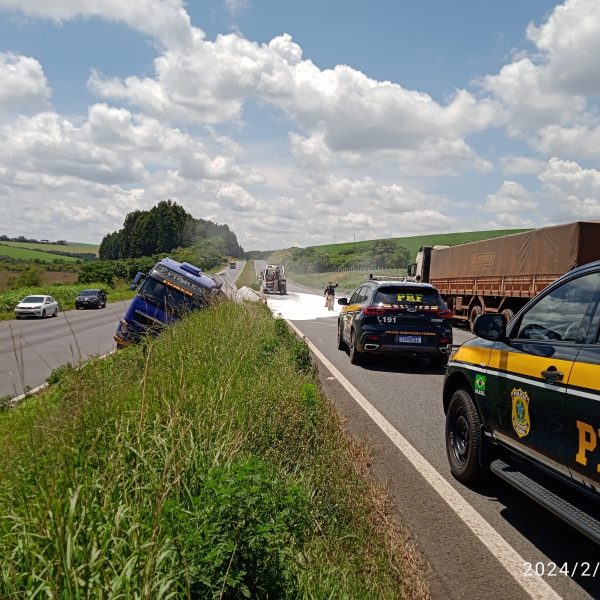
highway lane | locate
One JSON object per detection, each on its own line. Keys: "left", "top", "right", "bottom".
{"left": 0, "top": 301, "right": 130, "bottom": 398}
{"left": 275, "top": 289, "right": 599, "bottom": 600}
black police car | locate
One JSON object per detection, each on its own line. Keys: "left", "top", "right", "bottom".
{"left": 337, "top": 277, "right": 453, "bottom": 366}
{"left": 444, "top": 260, "right": 600, "bottom": 544}
{"left": 75, "top": 289, "right": 107, "bottom": 309}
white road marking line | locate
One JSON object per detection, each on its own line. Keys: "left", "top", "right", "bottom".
{"left": 9, "top": 349, "right": 117, "bottom": 406}
{"left": 287, "top": 320, "right": 562, "bottom": 600}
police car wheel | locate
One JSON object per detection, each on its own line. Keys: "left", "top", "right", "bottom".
{"left": 349, "top": 329, "right": 363, "bottom": 365}
{"left": 446, "top": 389, "right": 486, "bottom": 483}
{"left": 337, "top": 322, "right": 347, "bottom": 351}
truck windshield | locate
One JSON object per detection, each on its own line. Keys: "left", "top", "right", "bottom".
{"left": 138, "top": 276, "right": 206, "bottom": 316}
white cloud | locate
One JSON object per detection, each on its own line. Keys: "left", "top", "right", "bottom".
{"left": 527, "top": 0, "right": 600, "bottom": 96}
{"left": 482, "top": 0, "right": 600, "bottom": 135}
{"left": 0, "top": 0, "right": 193, "bottom": 48}
{"left": 0, "top": 53, "right": 51, "bottom": 117}
{"left": 484, "top": 181, "right": 537, "bottom": 213}
{"left": 538, "top": 158, "right": 600, "bottom": 220}
{"left": 90, "top": 31, "right": 500, "bottom": 170}
{"left": 500, "top": 156, "right": 546, "bottom": 175}
{"left": 534, "top": 123, "right": 600, "bottom": 160}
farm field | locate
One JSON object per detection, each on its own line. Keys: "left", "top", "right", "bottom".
{"left": 311, "top": 228, "right": 530, "bottom": 259}
{"left": 0, "top": 244, "right": 79, "bottom": 263}
{"left": 0, "top": 241, "right": 98, "bottom": 255}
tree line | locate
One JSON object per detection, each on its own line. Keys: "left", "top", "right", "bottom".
{"left": 99, "top": 200, "right": 243, "bottom": 260}
{"left": 285, "top": 239, "right": 411, "bottom": 273}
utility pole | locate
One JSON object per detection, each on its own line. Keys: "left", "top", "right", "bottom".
{"left": 333, "top": 235, "right": 336, "bottom": 244}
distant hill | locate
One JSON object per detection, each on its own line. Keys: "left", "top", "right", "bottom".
{"left": 0, "top": 243, "right": 81, "bottom": 263}
{"left": 0, "top": 240, "right": 98, "bottom": 255}
{"left": 309, "top": 228, "right": 531, "bottom": 259}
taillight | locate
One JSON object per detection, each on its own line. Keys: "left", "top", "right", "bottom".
{"left": 363, "top": 307, "right": 386, "bottom": 315}
{"left": 436, "top": 309, "right": 453, "bottom": 318}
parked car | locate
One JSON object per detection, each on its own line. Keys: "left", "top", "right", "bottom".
{"left": 15, "top": 295, "right": 59, "bottom": 319}
{"left": 444, "top": 259, "right": 600, "bottom": 544}
{"left": 337, "top": 277, "right": 453, "bottom": 366}
{"left": 75, "top": 289, "right": 107, "bottom": 309}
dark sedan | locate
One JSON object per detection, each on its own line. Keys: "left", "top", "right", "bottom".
{"left": 75, "top": 289, "right": 107, "bottom": 309}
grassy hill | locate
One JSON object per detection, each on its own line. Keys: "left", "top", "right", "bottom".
{"left": 310, "top": 228, "right": 530, "bottom": 260}
{"left": 0, "top": 241, "right": 97, "bottom": 255}
{"left": 0, "top": 244, "right": 79, "bottom": 263}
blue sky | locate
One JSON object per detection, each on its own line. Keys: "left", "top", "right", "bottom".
{"left": 0, "top": 0, "right": 599, "bottom": 249}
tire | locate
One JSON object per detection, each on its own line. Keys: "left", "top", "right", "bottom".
{"left": 41, "top": 309, "right": 47, "bottom": 319}
{"left": 501, "top": 308, "right": 514, "bottom": 323}
{"left": 469, "top": 305, "right": 482, "bottom": 332}
{"left": 445, "top": 389, "right": 487, "bottom": 483}
{"left": 52, "top": 308, "right": 58, "bottom": 317}
{"left": 337, "top": 321, "right": 347, "bottom": 351}
{"left": 349, "top": 329, "right": 363, "bottom": 365}
{"left": 280, "top": 286, "right": 287, "bottom": 295}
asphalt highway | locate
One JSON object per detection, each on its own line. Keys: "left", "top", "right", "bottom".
{"left": 280, "top": 283, "right": 600, "bottom": 600}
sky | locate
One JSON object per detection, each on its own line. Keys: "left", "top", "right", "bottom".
{"left": 1, "top": 0, "right": 599, "bottom": 250}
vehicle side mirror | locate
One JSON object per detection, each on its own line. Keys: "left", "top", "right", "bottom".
{"left": 473, "top": 313, "right": 507, "bottom": 342}
{"left": 338, "top": 298, "right": 348, "bottom": 305}
{"left": 131, "top": 271, "right": 146, "bottom": 289}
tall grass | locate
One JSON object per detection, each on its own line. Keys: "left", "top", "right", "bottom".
{"left": 0, "top": 301, "right": 429, "bottom": 599}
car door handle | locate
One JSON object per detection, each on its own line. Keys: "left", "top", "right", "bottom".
{"left": 541, "top": 367, "right": 564, "bottom": 384}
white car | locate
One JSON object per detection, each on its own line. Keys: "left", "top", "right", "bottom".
{"left": 15, "top": 295, "right": 59, "bottom": 319}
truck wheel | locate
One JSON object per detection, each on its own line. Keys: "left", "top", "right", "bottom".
{"left": 469, "top": 306, "right": 482, "bottom": 332}
{"left": 445, "top": 389, "right": 487, "bottom": 483}
{"left": 281, "top": 286, "right": 287, "bottom": 295}
{"left": 501, "top": 308, "right": 514, "bottom": 323}
{"left": 349, "top": 329, "right": 363, "bottom": 365}
{"left": 337, "top": 321, "right": 347, "bottom": 351}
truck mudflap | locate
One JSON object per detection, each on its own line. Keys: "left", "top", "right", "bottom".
{"left": 491, "top": 457, "right": 600, "bottom": 545}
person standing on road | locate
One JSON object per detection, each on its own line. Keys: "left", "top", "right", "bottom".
{"left": 324, "top": 281, "right": 338, "bottom": 311}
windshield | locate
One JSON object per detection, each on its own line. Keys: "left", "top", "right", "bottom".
{"left": 374, "top": 287, "right": 443, "bottom": 307}
{"left": 79, "top": 290, "right": 98, "bottom": 296}
{"left": 22, "top": 296, "right": 45, "bottom": 303}
{"left": 138, "top": 276, "right": 206, "bottom": 315}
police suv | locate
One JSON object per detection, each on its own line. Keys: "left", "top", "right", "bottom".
{"left": 337, "top": 277, "right": 453, "bottom": 366}
{"left": 444, "top": 260, "right": 600, "bottom": 544}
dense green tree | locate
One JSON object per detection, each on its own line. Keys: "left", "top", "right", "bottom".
{"left": 99, "top": 200, "right": 243, "bottom": 261}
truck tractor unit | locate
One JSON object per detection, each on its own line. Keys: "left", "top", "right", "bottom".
{"left": 261, "top": 264, "right": 287, "bottom": 295}
{"left": 114, "top": 257, "right": 221, "bottom": 347}
{"left": 408, "top": 222, "right": 600, "bottom": 330}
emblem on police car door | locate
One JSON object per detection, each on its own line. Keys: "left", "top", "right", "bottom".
{"left": 511, "top": 388, "right": 530, "bottom": 438}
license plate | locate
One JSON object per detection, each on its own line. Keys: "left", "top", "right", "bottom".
{"left": 396, "top": 335, "right": 421, "bottom": 344}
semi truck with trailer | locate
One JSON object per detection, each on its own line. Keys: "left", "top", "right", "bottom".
{"left": 114, "top": 257, "right": 222, "bottom": 347}
{"left": 407, "top": 221, "right": 600, "bottom": 329}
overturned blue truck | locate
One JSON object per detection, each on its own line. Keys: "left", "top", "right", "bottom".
{"left": 114, "top": 257, "right": 222, "bottom": 348}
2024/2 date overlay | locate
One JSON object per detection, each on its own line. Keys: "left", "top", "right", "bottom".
{"left": 524, "top": 562, "right": 599, "bottom": 578}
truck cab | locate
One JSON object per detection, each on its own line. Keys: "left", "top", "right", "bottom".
{"left": 114, "top": 257, "right": 220, "bottom": 347}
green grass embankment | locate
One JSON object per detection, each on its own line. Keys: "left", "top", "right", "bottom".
{"left": 234, "top": 259, "right": 259, "bottom": 291}
{"left": 0, "top": 301, "right": 429, "bottom": 598}
{"left": 0, "top": 282, "right": 135, "bottom": 319}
